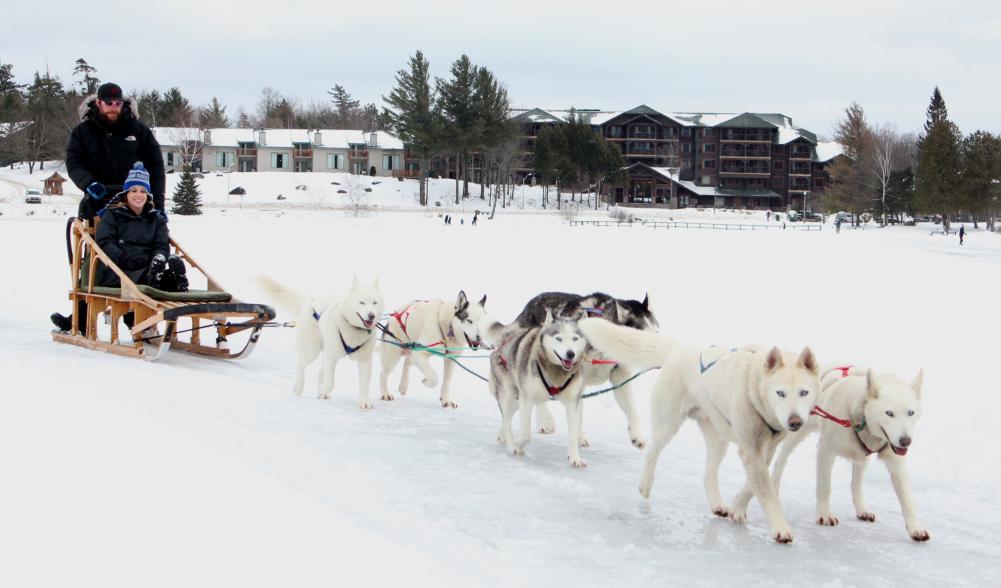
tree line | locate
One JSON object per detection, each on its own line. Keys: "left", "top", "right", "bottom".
{"left": 823, "top": 88, "right": 1000, "bottom": 231}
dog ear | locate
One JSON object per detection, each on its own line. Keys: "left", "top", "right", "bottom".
{"left": 642, "top": 293, "right": 650, "bottom": 310}
{"left": 796, "top": 346, "right": 818, "bottom": 373}
{"left": 350, "top": 275, "right": 360, "bottom": 291}
{"left": 866, "top": 368, "right": 879, "bottom": 400}
{"left": 543, "top": 309, "right": 554, "bottom": 326}
{"left": 372, "top": 277, "right": 381, "bottom": 293}
{"left": 478, "top": 294, "right": 487, "bottom": 308}
{"left": 764, "top": 346, "right": 783, "bottom": 372}
{"left": 455, "top": 290, "right": 468, "bottom": 310}
{"left": 911, "top": 368, "right": 924, "bottom": 398}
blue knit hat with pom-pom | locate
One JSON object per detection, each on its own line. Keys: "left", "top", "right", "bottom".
{"left": 123, "top": 161, "right": 151, "bottom": 193}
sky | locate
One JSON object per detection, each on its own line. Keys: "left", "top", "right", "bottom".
{"left": 6, "top": 0, "right": 1001, "bottom": 137}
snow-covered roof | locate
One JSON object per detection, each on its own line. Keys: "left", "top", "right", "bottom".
{"left": 665, "top": 112, "right": 739, "bottom": 127}
{"left": 203, "top": 128, "right": 257, "bottom": 147}
{"left": 152, "top": 127, "right": 202, "bottom": 146}
{"left": 510, "top": 108, "right": 615, "bottom": 126}
{"left": 814, "top": 141, "right": 843, "bottom": 162}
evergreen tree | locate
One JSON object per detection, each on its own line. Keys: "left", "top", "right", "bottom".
{"left": 72, "top": 58, "right": 99, "bottom": 95}
{"left": 171, "top": 170, "right": 203, "bottom": 215}
{"left": 382, "top": 50, "right": 441, "bottom": 206}
{"left": 915, "top": 87, "right": 962, "bottom": 230}
{"left": 0, "top": 60, "right": 26, "bottom": 124}
{"left": 823, "top": 102, "right": 873, "bottom": 218}
{"left": 236, "top": 109, "right": 251, "bottom": 128}
{"left": 328, "top": 84, "right": 360, "bottom": 128}
{"left": 959, "top": 130, "right": 1001, "bottom": 230}
{"left": 137, "top": 89, "right": 164, "bottom": 126}
{"left": 437, "top": 54, "right": 479, "bottom": 202}
{"left": 24, "top": 69, "right": 68, "bottom": 172}
{"left": 161, "top": 87, "right": 193, "bottom": 126}
{"left": 199, "top": 97, "right": 229, "bottom": 127}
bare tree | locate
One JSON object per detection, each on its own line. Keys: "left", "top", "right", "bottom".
{"left": 344, "top": 175, "right": 369, "bottom": 216}
{"left": 166, "top": 122, "right": 203, "bottom": 171}
{"left": 871, "top": 123, "right": 898, "bottom": 226}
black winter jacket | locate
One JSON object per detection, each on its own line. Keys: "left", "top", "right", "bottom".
{"left": 95, "top": 197, "right": 170, "bottom": 287}
{"left": 67, "top": 94, "right": 165, "bottom": 218}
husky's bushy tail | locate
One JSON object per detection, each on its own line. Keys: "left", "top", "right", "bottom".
{"left": 256, "top": 276, "right": 305, "bottom": 315}
{"left": 477, "top": 315, "right": 521, "bottom": 349}
{"left": 578, "top": 317, "right": 678, "bottom": 370}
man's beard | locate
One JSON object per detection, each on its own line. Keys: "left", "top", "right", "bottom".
{"left": 100, "top": 111, "right": 120, "bottom": 125}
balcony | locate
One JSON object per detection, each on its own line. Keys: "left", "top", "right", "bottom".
{"left": 293, "top": 148, "right": 313, "bottom": 159}
{"left": 720, "top": 130, "right": 772, "bottom": 142}
{"left": 628, "top": 131, "right": 655, "bottom": 139}
{"left": 237, "top": 148, "right": 257, "bottom": 158}
{"left": 720, "top": 165, "right": 770, "bottom": 175}
{"left": 789, "top": 150, "right": 812, "bottom": 159}
{"left": 349, "top": 149, "right": 369, "bottom": 159}
{"left": 720, "top": 148, "right": 770, "bottom": 158}
{"left": 789, "top": 165, "right": 812, "bottom": 176}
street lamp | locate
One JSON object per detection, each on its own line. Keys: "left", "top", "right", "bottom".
{"left": 521, "top": 173, "right": 533, "bottom": 209}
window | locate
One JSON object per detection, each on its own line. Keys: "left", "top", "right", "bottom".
{"left": 703, "top": 144, "right": 716, "bottom": 153}
{"left": 701, "top": 175, "right": 715, "bottom": 186}
{"left": 681, "top": 128, "right": 692, "bottom": 137}
{"left": 215, "top": 151, "right": 234, "bottom": 168}
{"left": 682, "top": 158, "right": 691, "bottom": 170}
{"left": 682, "top": 143, "right": 692, "bottom": 153}
{"left": 702, "top": 128, "right": 715, "bottom": 137}
{"left": 772, "top": 145, "right": 784, "bottom": 155}
{"left": 701, "top": 159, "right": 716, "bottom": 169}
{"left": 271, "top": 152, "right": 288, "bottom": 169}
{"left": 383, "top": 154, "right": 401, "bottom": 170}
{"left": 773, "top": 160, "right": 784, "bottom": 171}
{"left": 166, "top": 152, "right": 175, "bottom": 166}
{"left": 814, "top": 178, "right": 825, "bottom": 188}
{"left": 327, "top": 153, "right": 343, "bottom": 170}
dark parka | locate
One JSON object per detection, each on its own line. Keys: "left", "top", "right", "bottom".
{"left": 67, "top": 94, "right": 166, "bottom": 218}
{"left": 95, "top": 194, "right": 169, "bottom": 287}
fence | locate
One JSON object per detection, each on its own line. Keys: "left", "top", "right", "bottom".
{"left": 567, "top": 219, "right": 823, "bottom": 231}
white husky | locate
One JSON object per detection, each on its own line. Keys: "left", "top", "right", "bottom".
{"left": 772, "top": 365, "right": 929, "bottom": 541}
{"left": 378, "top": 291, "right": 488, "bottom": 408}
{"left": 259, "top": 276, "right": 385, "bottom": 408}
{"left": 578, "top": 318, "right": 820, "bottom": 543}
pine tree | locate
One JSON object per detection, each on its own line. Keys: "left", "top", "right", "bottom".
{"left": 915, "top": 87, "right": 962, "bottom": 230}
{"left": 171, "top": 171, "right": 203, "bottom": 215}
{"left": 327, "top": 84, "right": 360, "bottom": 128}
{"left": 24, "top": 69, "right": 68, "bottom": 172}
{"left": 236, "top": 109, "right": 251, "bottom": 128}
{"left": 437, "top": 55, "right": 478, "bottom": 202}
{"left": 199, "top": 97, "right": 229, "bottom": 127}
{"left": 161, "top": 87, "right": 193, "bottom": 126}
{"left": 959, "top": 130, "right": 1001, "bottom": 230}
{"left": 72, "top": 58, "right": 99, "bottom": 95}
{"left": 824, "top": 102, "right": 873, "bottom": 218}
{"left": 0, "top": 61, "right": 26, "bottom": 124}
{"left": 383, "top": 50, "right": 441, "bottom": 206}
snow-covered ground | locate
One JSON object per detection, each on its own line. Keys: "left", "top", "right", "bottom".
{"left": 1, "top": 167, "right": 999, "bottom": 587}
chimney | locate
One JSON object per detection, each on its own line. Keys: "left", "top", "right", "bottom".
{"left": 368, "top": 132, "right": 378, "bottom": 148}
{"left": 258, "top": 130, "right": 266, "bottom": 146}
{"left": 314, "top": 130, "right": 322, "bottom": 145}
{"left": 203, "top": 129, "right": 212, "bottom": 145}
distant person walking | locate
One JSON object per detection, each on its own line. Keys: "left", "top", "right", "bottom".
{"left": 472, "top": 212, "right": 478, "bottom": 226}
{"left": 835, "top": 217, "right": 842, "bottom": 234}
{"left": 959, "top": 225, "right": 966, "bottom": 245}
{"left": 767, "top": 210, "right": 772, "bottom": 222}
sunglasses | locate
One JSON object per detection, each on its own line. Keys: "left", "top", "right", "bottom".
{"left": 100, "top": 99, "right": 123, "bottom": 107}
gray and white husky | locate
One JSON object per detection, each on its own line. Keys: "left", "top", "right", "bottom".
{"left": 378, "top": 291, "right": 488, "bottom": 408}
{"left": 484, "top": 311, "right": 590, "bottom": 467}
{"left": 259, "top": 275, "right": 385, "bottom": 409}
{"left": 772, "top": 365, "right": 930, "bottom": 541}
{"left": 514, "top": 291, "right": 658, "bottom": 448}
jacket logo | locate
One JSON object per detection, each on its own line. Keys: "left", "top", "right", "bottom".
{"left": 125, "top": 135, "right": 137, "bottom": 141}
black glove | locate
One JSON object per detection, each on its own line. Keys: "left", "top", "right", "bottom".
{"left": 86, "top": 182, "right": 106, "bottom": 200}
{"left": 148, "top": 253, "right": 167, "bottom": 280}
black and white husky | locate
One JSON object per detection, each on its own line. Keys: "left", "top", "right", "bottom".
{"left": 514, "top": 291, "right": 658, "bottom": 448}
{"left": 484, "top": 311, "right": 590, "bottom": 467}
{"left": 378, "top": 291, "right": 488, "bottom": 408}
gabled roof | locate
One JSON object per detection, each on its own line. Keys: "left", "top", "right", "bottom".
{"left": 715, "top": 112, "right": 779, "bottom": 129}
{"left": 813, "top": 141, "right": 844, "bottom": 162}
{"left": 630, "top": 163, "right": 781, "bottom": 199}
{"left": 509, "top": 108, "right": 565, "bottom": 124}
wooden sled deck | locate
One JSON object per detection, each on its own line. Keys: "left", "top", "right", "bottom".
{"left": 52, "top": 218, "right": 276, "bottom": 361}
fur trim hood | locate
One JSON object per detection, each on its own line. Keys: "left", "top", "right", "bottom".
{"left": 78, "top": 93, "right": 140, "bottom": 122}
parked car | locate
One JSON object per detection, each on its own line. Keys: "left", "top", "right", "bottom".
{"left": 24, "top": 189, "right": 42, "bottom": 204}
{"left": 787, "top": 210, "right": 821, "bottom": 222}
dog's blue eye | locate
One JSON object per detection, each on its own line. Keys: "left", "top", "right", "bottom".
{"left": 886, "top": 410, "right": 894, "bottom": 417}
{"left": 573, "top": 336, "right": 579, "bottom": 342}
{"left": 555, "top": 337, "right": 562, "bottom": 342}
{"left": 907, "top": 410, "right": 915, "bottom": 416}
{"left": 776, "top": 390, "right": 786, "bottom": 398}
{"left": 799, "top": 389, "right": 809, "bottom": 397}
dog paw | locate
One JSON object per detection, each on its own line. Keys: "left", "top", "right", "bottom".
{"left": 422, "top": 376, "right": 438, "bottom": 388}
{"left": 817, "top": 514, "right": 840, "bottom": 526}
{"left": 729, "top": 508, "right": 748, "bottom": 524}
{"left": 856, "top": 511, "right": 876, "bottom": 522}
{"left": 359, "top": 402, "right": 374, "bottom": 410}
{"left": 568, "top": 455, "right": 587, "bottom": 468}
{"left": 380, "top": 393, "right": 395, "bottom": 401}
{"left": 511, "top": 447, "right": 525, "bottom": 456}
{"left": 319, "top": 392, "right": 331, "bottom": 400}
{"left": 907, "top": 525, "right": 931, "bottom": 542}
{"left": 538, "top": 424, "right": 556, "bottom": 435}
{"left": 440, "top": 399, "right": 458, "bottom": 409}
{"left": 631, "top": 435, "right": 647, "bottom": 450}
{"left": 773, "top": 528, "right": 794, "bottom": 544}
{"left": 712, "top": 505, "right": 731, "bottom": 518}
{"left": 638, "top": 478, "right": 653, "bottom": 499}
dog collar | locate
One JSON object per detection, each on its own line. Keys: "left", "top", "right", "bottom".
{"left": 536, "top": 362, "right": 574, "bottom": 397}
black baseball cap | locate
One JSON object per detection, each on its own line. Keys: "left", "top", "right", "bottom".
{"left": 97, "top": 83, "right": 123, "bottom": 101}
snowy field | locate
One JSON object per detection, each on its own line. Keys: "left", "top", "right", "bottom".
{"left": 1, "top": 172, "right": 1000, "bottom": 586}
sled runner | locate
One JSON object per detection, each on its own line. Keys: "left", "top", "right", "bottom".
{"left": 52, "top": 218, "right": 276, "bottom": 361}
